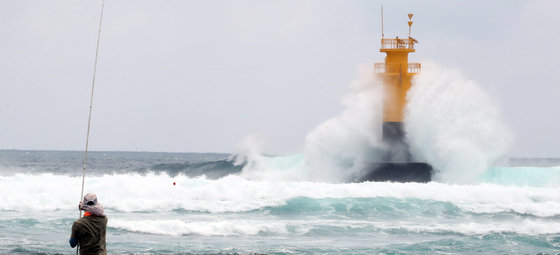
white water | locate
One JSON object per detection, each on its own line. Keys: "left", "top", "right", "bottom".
{"left": 110, "top": 218, "right": 290, "bottom": 236}
{"left": 3, "top": 173, "right": 560, "bottom": 217}
{"left": 1, "top": 149, "right": 560, "bottom": 254}
{"left": 109, "top": 217, "right": 560, "bottom": 237}
{"left": 2, "top": 172, "right": 560, "bottom": 240}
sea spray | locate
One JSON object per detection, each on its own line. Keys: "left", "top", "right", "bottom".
{"left": 234, "top": 134, "right": 308, "bottom": 181}
{"left": 303, "top": 65, "right": 385, "bottom": 182}
{"left": 405, "top": 62, "right": 512, "bottom": 183}
{"left": 236, "top": 65, "right": 386, "bottom": 182}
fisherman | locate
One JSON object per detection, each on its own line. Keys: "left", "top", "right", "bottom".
{"left": 69, "top": 193, "right": 108, "bottom": 255}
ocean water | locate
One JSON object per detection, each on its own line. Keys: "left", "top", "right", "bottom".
{"left": 1, "top": 150, "right": 559, "bottom": 254}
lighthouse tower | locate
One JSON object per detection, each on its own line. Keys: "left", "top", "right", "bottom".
{"left": 375, "top": 13, "right": 420, "bottom": 162}
{"left": 357, "top": 12, "right": 432, "bottom": 183}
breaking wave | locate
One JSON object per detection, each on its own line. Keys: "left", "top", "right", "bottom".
{"left": 2, "top": 172, "right": 560, "bottom": 217}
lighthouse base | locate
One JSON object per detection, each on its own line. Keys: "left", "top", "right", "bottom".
{"left": 353, "top": 121, "right": 433, "bottom": 183}
{"left": 356, "top": 162, "right": 433, "bottom": 183}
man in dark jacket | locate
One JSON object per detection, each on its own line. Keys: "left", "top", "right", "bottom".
{"left": 70, "top": 193, "right": 108, "bottom": 255}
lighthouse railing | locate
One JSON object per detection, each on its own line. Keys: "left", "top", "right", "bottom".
{"left": 374, "top": 63, "right": 386, "bottom": 73}
{"left": 374, "top": 62, "right": 421, "bottom": 74}
{"left": 408, "top": 63, "right": 421, "bottom": 74}
{"left": 380, "top": 38, "right": 415, "bottom": 49}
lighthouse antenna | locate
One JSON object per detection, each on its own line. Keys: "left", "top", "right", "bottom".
{"left": 381, "top": 5, "right": 384, "bottom": 38}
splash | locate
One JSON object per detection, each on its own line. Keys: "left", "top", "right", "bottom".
{"left": 236, "top": 62, "right": 512, "bottom": 184}
{"left": 233, "top": 134, "right": 308, "bottom": 181}
{"left": 302, "top": 65, "right": 385, "bottom": 182}
{"left": 235, "top": 65, "right": 386, "bottom": 182}
{"left": 405, "top": 63, "right": 512, "bottom": 183}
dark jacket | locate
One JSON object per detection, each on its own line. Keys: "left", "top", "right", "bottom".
{"left": 71, "top": 215, "right": 107, "bottom": 255}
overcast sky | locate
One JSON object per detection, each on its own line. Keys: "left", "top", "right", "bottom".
{"left": 1, "top": 0, "right": 559, "bottom": 157}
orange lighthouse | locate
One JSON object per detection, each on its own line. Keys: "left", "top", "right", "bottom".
{"left": 375, "top": 13, "right": 420, "bottom": 161}
{"left": 357, "top": 12, "right": 432, "bottom": 182}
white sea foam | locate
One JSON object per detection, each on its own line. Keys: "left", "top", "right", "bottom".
{"left": 2, "top": 173, "right": 560, "bottom": 218}
{"left": 110, "top": 218, "right": 288, "bottom": 236}
{"left": 375, "top": 219, "right": 560, "bottom": 236}
{"left": 109, "top": 217, "right": 560, "bottom": 237}
{"left": 405, "top": 63, "right": 512, "bottom": 183}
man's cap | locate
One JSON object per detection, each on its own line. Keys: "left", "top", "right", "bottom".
{"left": 80, "top": 193, "right": 105, "bottom": 216}
{"left": 83, "top": 193, "right": 98, "bottom": 206}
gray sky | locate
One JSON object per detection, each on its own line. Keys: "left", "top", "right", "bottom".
{"left": 1, "top": 0, "right": 559, "bottom": 157}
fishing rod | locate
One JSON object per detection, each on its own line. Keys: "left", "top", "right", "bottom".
{"left": 79, "top": 0, "right": 105, "bottom": 223}
{"left": 77, "top": 0, "right": 105, "bottom": 253}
